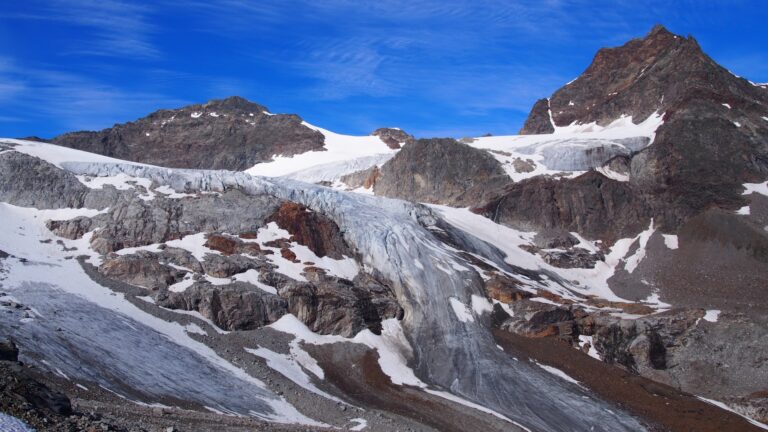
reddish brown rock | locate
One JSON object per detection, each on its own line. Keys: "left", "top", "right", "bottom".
{"left": 204, "top": 234, "right": 239, "bottom": 255}
{"left": 266, "top": 202, "right": 350, "bottom": 259}
{"left": 484, "top": 275, "right": 532, "bottom": 304}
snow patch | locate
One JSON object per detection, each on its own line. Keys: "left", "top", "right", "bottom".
{"left": 662, "top": 234, "right": 679, "bottom": 250}
{"left": 246, "top": 123, "right": 397, "bottom": 179}
{"left": 737, "top": 205, "right": 751, "bottom": 215}
{"left": 703, "top": 310, "right": 721, "bottom": 322}
{"left": 578, "top": 335, "right": 600, "bottom": 360}
{"left": 743, "top": 181, "right": 768, "bottom": 197}
{"left": 349, "top": 418, "right": 368, "bottom": 431}
{"left": 623, "top": 220, "right": 655, "bottom": 273}
{"left": 535, "top": 362, "right": 583, "bottom": 387}
{"left": 449, "top": 297, "right": 475, "bottom": 323}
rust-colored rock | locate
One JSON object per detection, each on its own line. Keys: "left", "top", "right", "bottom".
{"left": 266, "top": 202, "right": 350, "bottom": 259}
{"left": 484, "top": 275, "right": 532, "bottom": 304}
{"left": 281, "top": 248, "right": 299, "bottom": 263}
{"left": 205, "top": 234, "right": 239, "bottom": 255}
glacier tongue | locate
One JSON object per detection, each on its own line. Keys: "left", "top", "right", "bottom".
{"left": 63, "top": 161, "right": 646, "bottom": 432}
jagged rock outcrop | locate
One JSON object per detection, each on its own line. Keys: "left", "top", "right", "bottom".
{"left": 158, "top": 281, "right": 288, "bottom": 331}
{"left": 266, "top": 202, "right": 351, "bottom": 259}
{"left": 99, "top": 251, "right": 187, "bottom": 290}
{"left": 48, "top": 189, "right": 281, "bottom": 253}
{"left": 475, "top": 170, "right": 648, "bottom": 242}
{"left": 374, "top": 138, "right": 511, "bottom": 206}
{"left": 371, "top": 128, "right": 415, "bottom": 149}
{"left": 51, "top": 96, "right": 326, "bottom": 170}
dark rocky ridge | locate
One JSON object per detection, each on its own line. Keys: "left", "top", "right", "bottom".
{"left": 374, "top": 138, "right": 511, "bottom": 206}
{"left": 51, "top": 96, "right": 326, "bottom": 170}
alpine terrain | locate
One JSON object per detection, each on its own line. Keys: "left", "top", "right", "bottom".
{"left": 1, "top": 25, "right": 767, "bottom": 432}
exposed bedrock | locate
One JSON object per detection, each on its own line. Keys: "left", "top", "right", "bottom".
{"left": 374, "top": 138, "right": 511, "bottom": 206}
{"left": 48, "top": 189, "right": 281, "bottom": 253}
{"left": 475, "top": 170, "right": 648, "bottom": 243}
{"left": 370, "top": 127, "right": 415, "bottom": 150}
{"left": 265, "top": 201, "right": 351, "bottom": 259}
{"left": 50, "top": 96, "right": 326, "bottom": 170}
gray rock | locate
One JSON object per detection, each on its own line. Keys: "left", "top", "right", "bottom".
{"left": 99, "top": 251, "right": 187, "bottom": 290}
{"left": 158, "top": 281, "right": 288, "bottom": 331}
{"left": 375, "top": 138, "right": 510, "bottom": 206}
{"left": 0, "top": 152, "right": 89, "bottom": 209}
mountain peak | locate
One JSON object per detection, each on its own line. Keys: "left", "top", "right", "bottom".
{"left": 202, "top": 96, "right": 268, "bottom": 113}
{"left": 519, "top": 24, "right": 740, "bottom": 134}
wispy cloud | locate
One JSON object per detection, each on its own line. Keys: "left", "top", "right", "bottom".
{"left": 0, "top": 60, "right": 183, "bottom": 134}
{"left": 4, "top": 0, "right": 158, "bottom": 59}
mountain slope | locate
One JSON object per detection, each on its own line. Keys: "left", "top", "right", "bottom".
{"left": 51, "top": 96, "right": 326, "bottom": 170}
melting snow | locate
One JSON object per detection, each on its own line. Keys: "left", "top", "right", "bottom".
{"left": 703, "top": 310, "right": 721, "bottom": 322}
{"left": 737, "top": 205, "right": 751, "bottom": 215}
{"left": 662, "top": 234, "right": 679, "bottom": 250}
{"left": 232, "top": 269, "right": 278, "bottom": 294}
{"left": 349, "top": 418, "right": 368, "bottom": 431}
{"left": 623, "top": 221, "right": 655, "bottom": 273}
{"left": 743, "top": 181, "right": 768, "bottom": 197}
{"left": 577, "top": 335, "right": 600, "bottom": 360}
{"left": 534, "top": 362, "right": 584, "bottom": 388}
{"left": 190, "top": 112, "right": 202, "bottom": 118}
{"left": 244, "top": 346, "right": 342, "bottom": 403}
{"left": 449, "top": 297, "right": 475, "bottom": 323}
{"left": 596, "top": 166, "right": 629, "bottom": 182}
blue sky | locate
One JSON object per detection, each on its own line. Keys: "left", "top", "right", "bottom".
{"left": 1, "top": 1, "right": 766, "bottom": 138}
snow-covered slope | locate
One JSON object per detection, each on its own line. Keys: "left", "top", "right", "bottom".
{"left": 245, "top": 123, "right": 398, "bottom": 183}
{"left": 465, "top": 112, "right": 663, "bottom": 181}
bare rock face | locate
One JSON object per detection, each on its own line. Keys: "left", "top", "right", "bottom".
{"left": 518, "top": 98, "right": 554, "bottom": 135}
{"left": 276, "top": 270, "right": 402, "bottom": 337}
{"left": 51, "top": 96, "right": 326, "bottom": 170}
{"left": 475, "top": 171, "right": 648, "bottom": 242}
{"left": 339, "top": 165, "right": 380, "bottom": 190}
{"left": 159, "top": 281, "right": 288, "bottom": 331}
{"left": 99, "top": 251, "right": 187, "bottom": 290}
{"left": 0, "top": 152, "right": 89, "bottom": 209}
{"left": 371, "top": 128, "right": 415, "bottom": 149}
{"left": 374, "top": 138, "right": 511, "bottom": 206}
{"left": 48, "top": 189, "right": 281, "bottom": 254}
{"left": 266, "top": 202, "right": 350, "bottom": 259}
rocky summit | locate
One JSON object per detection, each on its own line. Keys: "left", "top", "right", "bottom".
{"left": 1, "top": 24, "right": 768, "bottom": 432}
{"left": 51, "top": 96, "right": 326, "bottom": 170}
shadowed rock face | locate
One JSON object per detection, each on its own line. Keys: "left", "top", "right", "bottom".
{"left": 475, "top": 171, "right": 648, "bottom": 243}
{"left": 374, "top": 138, "right": 511, "bottom": 206}
{"left": 51, "top": 96, "right": 326, "bottom": 170}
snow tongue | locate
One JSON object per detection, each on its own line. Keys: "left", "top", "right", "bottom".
{"left": 63, "top": 161, "right": 646, "bottom": 431}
